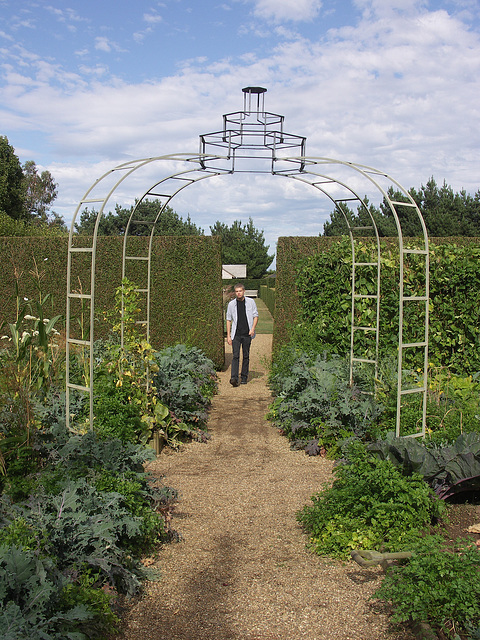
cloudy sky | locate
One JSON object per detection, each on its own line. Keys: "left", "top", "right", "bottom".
{"left": 1, "top": 0, "right": 479, "bottom": 258}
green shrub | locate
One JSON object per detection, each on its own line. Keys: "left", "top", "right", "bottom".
{"left": 93, "top": 371, "right": 147, "bottom": 444}
{"left": 268, "top": 347, "right": 382, "bottom": 450}
{"left": 153, "top": 343, "right": 218, "bottom": 432}
{"left": 373, "top": 535, "right": 480, "bottom": 639}
{"left": 297, "top": 443, "right": 444, "bottom": 559}
{"left": 293, "top": 239, "right": 480, "bottom": 375}
{"left": 0, "top": 545, "right": 96, "bottom": 640}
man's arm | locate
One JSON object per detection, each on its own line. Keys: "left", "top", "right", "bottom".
{"left": 249, "top": 299, "right": 259, "bottom": 336}
{"left": 226, "top": 319, "right": 233, "bottom": 345}
{"left": 249, "top": 315, "right": 258, "bottom": 337}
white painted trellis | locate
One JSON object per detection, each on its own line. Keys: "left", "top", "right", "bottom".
{"left": 66, "top": 87, "right": 429, "bottom": 438}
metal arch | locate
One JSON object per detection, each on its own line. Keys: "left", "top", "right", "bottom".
{"left": 286, "top": 156, "right": 429, "bottom": 437}
{"left": 66, "top": 153, "right": 229, "bottom": 428}
{"left": 66, "top": 89, "right": 429, "bottom": 439}
{"left": 273, "top": 168, "right": 382, "bottom": 389}
{"left": 121, "top": 167, "right": 228, "bottom": 354}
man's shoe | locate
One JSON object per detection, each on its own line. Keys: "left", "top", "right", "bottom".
{"left": 240, "top": 379, "right": 247, "bottom": 385}
{"left": 230, "top": 378, "right": 239, "bottom": 387}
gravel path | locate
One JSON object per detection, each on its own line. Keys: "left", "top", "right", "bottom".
{"left": 116, "top": 334, "right": 415, "bottom": 640}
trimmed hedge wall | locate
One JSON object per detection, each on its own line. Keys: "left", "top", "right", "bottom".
{"left": 274, "top": 236, "right": 480, "bottom": 366}
{"left": 259, "top": 284, "right": 275, "bottom": 317}
{"left": 274, "top": 237, "right": 340, "bottom": 349}
{"left": 0, "top": 236, "right": 225, "bottom": 368}
{"left": 221, "top": 278, "right": 269, "bottom": 290}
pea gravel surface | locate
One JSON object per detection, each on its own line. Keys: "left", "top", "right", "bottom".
{"left": 116, "top": 334, "right": 415, "bottom": 640}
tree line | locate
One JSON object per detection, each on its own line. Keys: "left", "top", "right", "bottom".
{"left": 75, "top": 204, "right": 274, "bottom": 279}
{"left": 323, "top": 177, "right": 480, "bottom": 237}
{"left": 0, "top": 135, "right": 63, "bottom": 231}
{"left": 6, "top": 132, "right": 478, "bottom": 274}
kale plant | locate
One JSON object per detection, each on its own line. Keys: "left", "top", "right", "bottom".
{"left": 268, "top": 348, "right": 383, "bottom": 451}
{"left": 0, "top": 545, "right": 96, "bottom": 640}
{"left": 152, "top": 343, "right": 218, "bottom": 431}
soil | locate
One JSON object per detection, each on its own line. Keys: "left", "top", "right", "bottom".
{"left": 115, "top": 333, "right": 480, "bottom": 640}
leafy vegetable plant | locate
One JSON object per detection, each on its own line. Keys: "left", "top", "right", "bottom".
{"left": 268, "top": 347, "right": 382, "bottom": 452}
{"left": 373, "top": 535, "right": 480, "bottom": 640}
{"left": 297, "top": 442, "right": 444, "bottom": 559}
{"left": 152, "top": 343, "right": 218, "bottom": 446}
{"left": 368, "top": 431, "right": 480, "bottom": 500}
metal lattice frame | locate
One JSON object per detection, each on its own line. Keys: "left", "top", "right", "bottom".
{"left": 66, "top": 87, "right": 429, "bottom": 437}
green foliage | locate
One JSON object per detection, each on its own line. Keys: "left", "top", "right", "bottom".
{"left": 15, "top": 479, "right": 146, "bottom": 594}
{"left": 297, "top": 443, "right": 444, "bottom": 559}
{"left": 0, "top": 137, "right": 61, "bottom": 228}
{"left": 290, "top": 238, "right": 480, "bottom": 374}
{"left": 0, "top": 545, "right": 95, "bottom": 640}
{"left": 0, "top": 518, "right": 37, "bottom": 550}
{"left": 268, "top": 346, "right": 382, "bottom": 450}
{"left": 210, "top": 217, "right": 274, "bottom": 278}
{"left": 94, "top": 470, "right": 167, "bottom": 548}
{"left": 323, "top": 178, "right": 480, "bottom": 237}
{"left": 373, "top": 535, "right": 480, "bottom": 639}
{"left": 0, "top": 284, "right": 63, "bottom": 492}
{"left": 0, "top": 423, "right": 177, "bottom": 598}
{"left": 259, "top": 284, "right": 275, "bottom": 317}
{"left": 4, "top": 292, "right": 62, "bottom": 396}
{"left": 75, "top": 199, "right": 203, "bottom": 236}
{"left": 91, "top": 278, "right": 155, "bottom": 444}
{"left": 273, "top": 235, "right": 342, "bottom": 350}
{"left": 368, "top": 432, "right": 480, "bottom": 500}
{"left": 0, "top": 235, "right": 224, "bottom": 368}
{"left": 423, "top": 369, "right": 480, "bottom": 442}
{"left": 152, "top": 343, "right": 218, "bottom": 446}
{"left": 0, "top": 135, "right": 25, "bottom": 221}
{"left": 93, "top": 372, "right": 147, "bottom": 443}
{"left": 60, "top": 569, "right": 119, "bottom": 639}
{"left": 22, "top": 160, "right": 60, "bottom": 225}
{"left": 41, "top": 426, "right": 155, "bottom": 479}
{"left": 91, "top": 280, "right": 217, "bottom": 447}
{"left": 0, "top": 210, "right": 66, "bottom": 236}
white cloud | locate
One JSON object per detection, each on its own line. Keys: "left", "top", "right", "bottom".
{"left": 1, "top": 0, "right": 479, "bottom": 248}
{"left": 78, "top": 64, "right": 109, "bottom": 77}
{"left": 94, "top": 37, "right": 126, "bottom": 54}
{"left": 94, "top": 37, "right": 112, "bottom": 52}
{"left": 251, "top": 0, "right": 322, "bottom": 22}
{"left": 0, "top": 29, "right": 14, "bottom": 42}
{"left": 143, "top": 12, "right": 163, "bottom": 24}
{"left": 44, "top": 5, "right": 87, "bottom": 32}
{"left": 353, "top": 0, "right": 428, "bottom": 19}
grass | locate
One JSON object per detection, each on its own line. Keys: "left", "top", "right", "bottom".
{"left": 254, "top": 298, "right": 274, "bottom": 335}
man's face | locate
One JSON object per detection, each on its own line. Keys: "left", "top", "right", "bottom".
{"left": 234, "top": 287, "right": 245, "bottom": 301}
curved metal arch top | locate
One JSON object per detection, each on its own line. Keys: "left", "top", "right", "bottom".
{"left": 66, "top": 88, "right": 429, "bottom": 439}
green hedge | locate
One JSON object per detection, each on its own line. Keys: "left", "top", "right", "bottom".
{"left": 259, "top": 284, "right": 275, "bottom": 317}
{"left": 274, "top": 237, "right": 340, "bottom": 349}
{"left": 0, "top": 236, "right": 224, "bottom": 367}
{"left": 221, "top": 278, "right": 268, "bottom": 290}
{"left": 274, "top": 236, "right": 480, "bottom": 374}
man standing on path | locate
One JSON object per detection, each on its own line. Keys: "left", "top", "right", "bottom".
{"left": 226, "top": 283, "right": 258, "bottom": 386}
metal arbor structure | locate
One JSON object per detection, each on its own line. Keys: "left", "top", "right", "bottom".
{"left": 66, "top": 87, "right": 429, "bottom": 437}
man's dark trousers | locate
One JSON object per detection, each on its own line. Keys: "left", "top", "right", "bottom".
{"left": 231, "top": 335, "right": 252, "bottom": 382}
